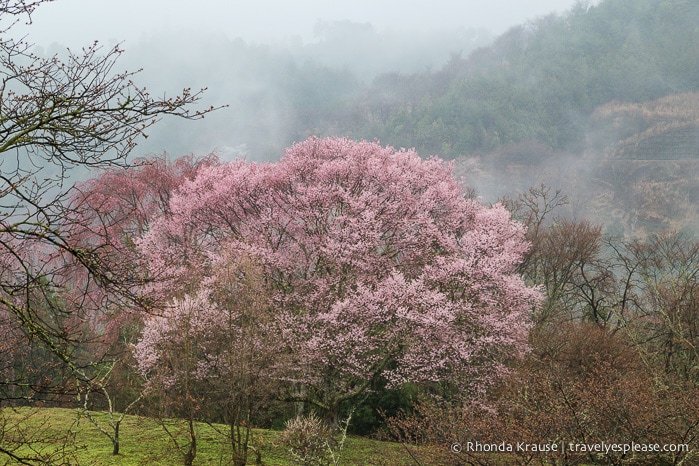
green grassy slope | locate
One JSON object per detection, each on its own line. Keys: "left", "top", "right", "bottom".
{"left": 1, "top": 407, "right": 414, "bottom": 465}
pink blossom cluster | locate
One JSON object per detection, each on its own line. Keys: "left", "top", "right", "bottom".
{"left": 136, "top": 137, "right": 540, "bottom": 403}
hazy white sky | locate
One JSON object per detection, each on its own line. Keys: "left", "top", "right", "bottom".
{"left": 19, "top": 0, "right": 581, "bottom": 48}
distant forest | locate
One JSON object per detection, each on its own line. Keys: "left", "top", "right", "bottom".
{"left": 121, "top": 0, "right": 699, "bottom": 162}
{"left": 105, "top": 0, "right": 699, "bottom": 237}
{"left": 340, "top": 0, "right": 699, "bottom": 158}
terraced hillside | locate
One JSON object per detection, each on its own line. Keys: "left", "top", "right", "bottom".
{"left": 456, "top": 93, "right": 699, "bottom": 238}
{"left": 591, "top": 94, "right": 699, "bottom": 236}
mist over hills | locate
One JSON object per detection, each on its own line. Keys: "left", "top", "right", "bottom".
{"left": 341, "top": 0, "right": 699, "bottom": 237}
{"left": 114, "top": 24, "right": 492, "bottom": 160}
{"left": 39, "top": 0, "right": 699, "bottom": 237}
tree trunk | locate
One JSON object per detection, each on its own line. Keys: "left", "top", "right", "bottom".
{"left": 183, "top": 420, "right": 197, "bottom": 466}
{"left": 323, "top": 403, "right": 340, "bottom": 432}
{"left": 112, "top": 422, "right": 120, "bottom": 455}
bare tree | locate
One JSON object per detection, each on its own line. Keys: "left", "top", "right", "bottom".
{"left": 0, "top": 1, "right": 217, "bottom": 463}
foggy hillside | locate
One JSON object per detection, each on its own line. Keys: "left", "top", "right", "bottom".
{"left": 35, "top": 0, "right": 699, "bottom": 237}
{"left": 114, "top": 24, "right": 491, "bottom": 160}
{"left": 336, "top": 0, "right": 699, "bottom": 238}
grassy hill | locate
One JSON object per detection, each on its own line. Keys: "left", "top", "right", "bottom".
{"left": 0, "top": 407, "right": 415, "bottom": 465}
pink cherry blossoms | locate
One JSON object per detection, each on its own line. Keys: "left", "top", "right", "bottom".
{"left": 136, "top": 136, "right": 541, "bottom": 418}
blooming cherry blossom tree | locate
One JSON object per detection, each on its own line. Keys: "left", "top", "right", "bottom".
{"left": 138, "top": 137, "right": 540, "bottom": 424}
{"left": 60, "top": 154, "right": 219, "bottom": 456}
{"left": 135, "top": 253, "right": 279, "bottom": 466}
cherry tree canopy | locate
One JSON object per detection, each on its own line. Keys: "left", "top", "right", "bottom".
{"left": 137, "top": 137, "right": 540, "bottom": 417}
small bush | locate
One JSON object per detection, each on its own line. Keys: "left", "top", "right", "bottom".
{"left": 278, "top": 413, "right": 336, "bottom": 466}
